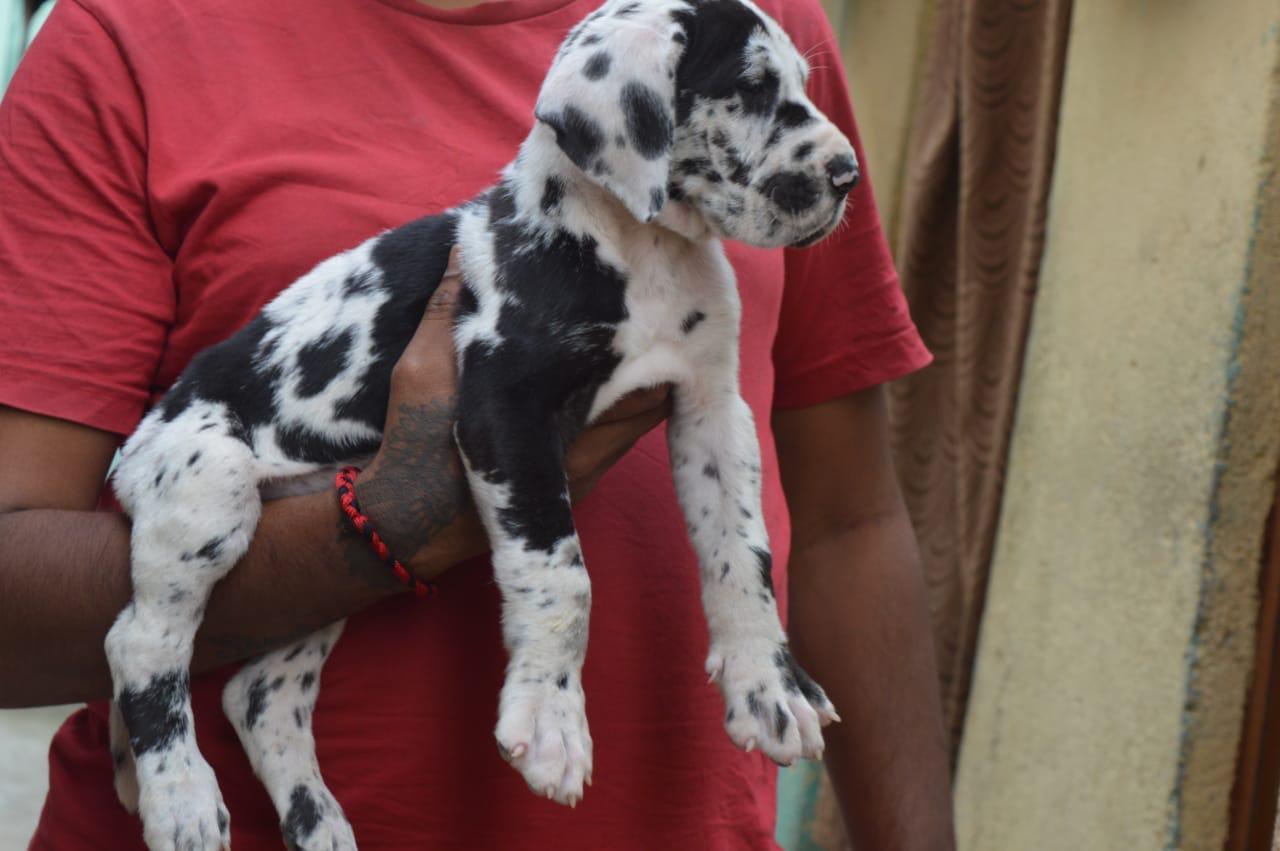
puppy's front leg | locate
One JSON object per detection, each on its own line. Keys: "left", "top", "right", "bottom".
{"left": 668, "top": 385, "right": 839, "bottom": 766}
{"left": 454, "top": 399, "right": 593, "bottom": 807}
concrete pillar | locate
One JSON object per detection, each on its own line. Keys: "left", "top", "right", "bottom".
{"left": 954, "top": 3, "right": 1280, "bottom": 850}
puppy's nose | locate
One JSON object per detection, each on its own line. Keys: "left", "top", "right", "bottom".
{"left": 825, "top": 154, "right": 859, "bottom": 195}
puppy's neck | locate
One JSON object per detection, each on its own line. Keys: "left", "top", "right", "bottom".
{"left": 508, "top": 127, "right": 715, "bottom": 245}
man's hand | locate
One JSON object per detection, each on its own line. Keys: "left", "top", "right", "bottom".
{"left": 356, "top": 247, "right": 672, "bottom": 580}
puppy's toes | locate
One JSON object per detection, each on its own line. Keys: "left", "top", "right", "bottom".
{"left": 790, "top": 695, "right": 825, "bottom": 760}
{"left": 496, "top": 675, "right": 592, "bottom": 806}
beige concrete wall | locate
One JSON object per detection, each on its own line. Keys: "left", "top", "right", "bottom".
{"left": 823, "top": 0, "right": 931, "bottom": 233}
{"left": 955, "top": 2, "right": 1280, "bottom": 850}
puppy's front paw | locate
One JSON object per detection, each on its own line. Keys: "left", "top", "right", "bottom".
{"left": 137, "top": 756, "right": 230, "bottom": 851}
{"left": 708, "top": 641, "right": 839, "bottom": 766}
{"left": 495, "top": 672, "right": 593, "bottom": 807}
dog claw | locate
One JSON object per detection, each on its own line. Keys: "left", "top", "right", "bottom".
{"left": 546, "top": 786, "right": 556, "bottom": 800}
{"left": 744, "top": 738, "right": 756, "bottom": 753}
{"left": 510, "top": 743, "right": 527, "bottom": 760}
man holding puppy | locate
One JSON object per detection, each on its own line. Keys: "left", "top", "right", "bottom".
{"left": 0, "top": 0, "right": 954, "bottom": 847}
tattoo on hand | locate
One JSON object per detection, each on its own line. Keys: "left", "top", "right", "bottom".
{"left": 353, "top": 399, "right": 470, "bottom": 562}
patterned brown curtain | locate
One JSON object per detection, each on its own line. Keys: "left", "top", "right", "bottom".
{"left": 887, "top": 0, "right": 1074, "bottom": 760}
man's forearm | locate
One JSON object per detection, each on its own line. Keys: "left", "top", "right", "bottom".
{"left": 788, "top": 512, "right": 956, "bottom": 850}
{"left": 0, "top": 488, "right": 459, "bottom": 708}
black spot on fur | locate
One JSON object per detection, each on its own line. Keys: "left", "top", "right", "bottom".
{"left": 774, "top": 101, "right": 812, "bottom": 129}
{"left": 614, "top": 1, "right": 640, "bottom": 15}
{"left": 761, "top": 171, "right": 819, "bottom": 214}
{"left": 186, "top": 451, "right": 201, "bottom": 467}
{"left": 682, "top": 310, "right": 707, "bottom": 333}
{"left": 792, "top": 141, "right": 815, "bottom": 162}
{"left": 775, "top": 702, "right": 790, "bottom": 739}
{"left": 244, "top": 675, "right": 271, "bottom": 730}
{"left": 295, "top": 328, "right": 354, "bottom": 398}
{"left": 621, "top": 81, "right": 673, "bottom": 160}
{"left": 746, "top": 688, "right": 764, "bottom": 719}
{"left": 556, "top": 673, "right": 569, "bottom": 690}
{"left": 721, "top": 562, "right": 731, "bottom": 581}
{"left": 275, "top": 421, "right": 379, "bottom": 465}
{"left": 541, "top": 176, "right": 565, "bottom": 214}
{"left": 702, "top": 462, "right": 720, "bottom": 480}
{"left": 775, "top": 645, "right": 827, "bottom": 705}
{"left": 342, "top": 269, "right": 378, "bottom": 296}
{"left": 540, "top": 105, "right": 605, "bottom": 171}
{"left": 581, "top": 32, "right": 602, "bottom": 46}
{"left": 583, "top": 50, "right": 612, "bottom": 80}
{"left": 294, "top": 707, "right": 305, "bottom": 729}
{"left": 750, "top": 545, "right": 774, "bottom": 594}
{"left": 217, "top": 808, "right": 229, "bottom": 835}
{"left": 118, "top": 671, "right": 189, "bottom": 756}
{"left": 283, "top": 643, "right": 307, "bottom": 662}
{"left": 281, "top": 785, "right": 322, "bottom": 850}
{"left": 726, "top": 150, "right": 752, "bottom": 187}
{"left": 300, "top": 671, "right": 316, "bottom": 692}
{"left": 738, "top": 70, "right": 780, "bottom": 116}
{"left": 195, "top": 536, "right": 225, "bottom": 561}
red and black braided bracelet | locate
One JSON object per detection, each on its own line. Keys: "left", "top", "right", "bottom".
{"left": 335, "top": 466, "right": 435, "bottom": 598}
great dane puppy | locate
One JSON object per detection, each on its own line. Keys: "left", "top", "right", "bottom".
{"left": 105, "top": 0, "right": 860, "bottom": 848}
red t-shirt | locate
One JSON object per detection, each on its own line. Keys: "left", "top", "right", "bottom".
{"left": 0, "top": 0, "right": 930, "bottom": 848}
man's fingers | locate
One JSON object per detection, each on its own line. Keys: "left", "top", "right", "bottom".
{"left": 423, "top": 255, "right": 464, "bottom": 324}
{"left": 567, "top": 395, "right": 671, "bottom": 482}
{"left": 392, "top": 247, "right": 463, "bottom": 384}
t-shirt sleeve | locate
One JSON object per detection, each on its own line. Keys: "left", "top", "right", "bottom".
{"left": 0, "top": 0, "right": 174, "bottom": 436}
{"left": 770, "top": 4, "right": 931, "bottom": 410}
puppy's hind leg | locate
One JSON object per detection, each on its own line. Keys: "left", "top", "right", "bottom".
{"left": 106, "top": 417, "right": 261, "bottom": 851}
{"left": 223, "top": 621, "right": 355, "bottom": 851}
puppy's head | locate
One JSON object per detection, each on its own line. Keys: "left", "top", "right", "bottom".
{"left": 534, "top": 0, "right": 858, "bottom": 248}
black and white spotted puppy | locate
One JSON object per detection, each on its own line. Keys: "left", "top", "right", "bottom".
{"left": 105, "top": 0, "right": 860, "bottom": 848}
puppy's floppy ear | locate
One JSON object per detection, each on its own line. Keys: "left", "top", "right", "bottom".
{"left": 535, "top": 1, "right": 687, "bottom": 223}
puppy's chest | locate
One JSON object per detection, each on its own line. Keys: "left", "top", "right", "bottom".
{"left": 613, "top": 254, "right": 736, "bottom": 360}
{"left": 583, "top": 240, "right": 739, "bottom": 418}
